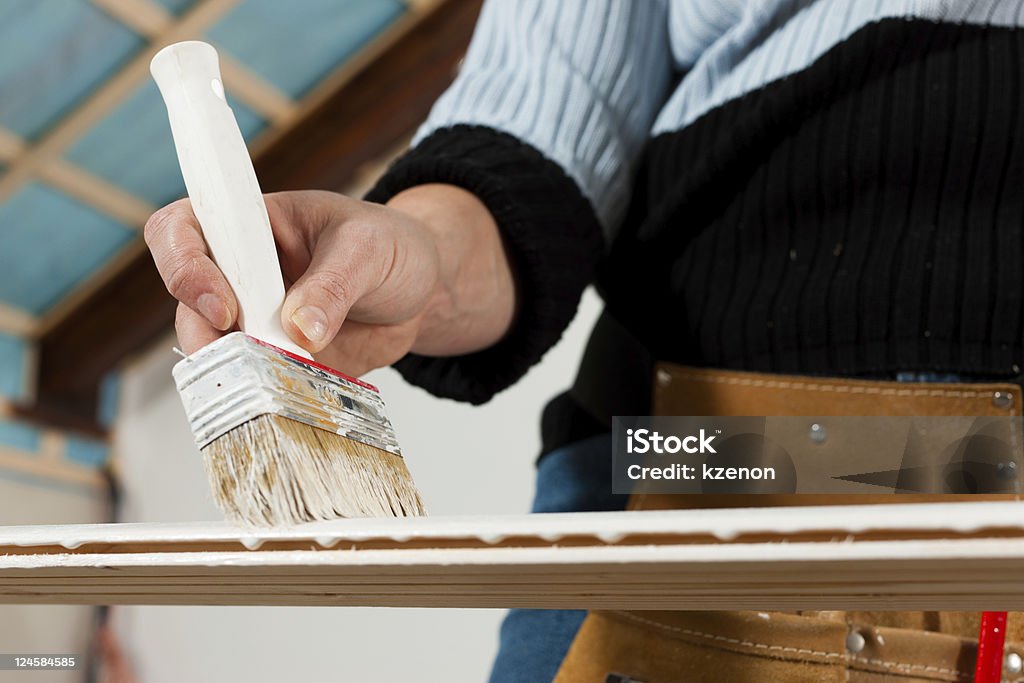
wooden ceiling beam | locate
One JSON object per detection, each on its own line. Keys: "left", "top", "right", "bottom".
{"left": 215, "top": 52, "right": 298, "bottom": 125}
{"left": 89, "top": 0, "right": 174, "bottom": 37}
{"left": 0, "top": 125, "right": 155, "bottom": 229}
{"left": 0, "top": 303, "right": 37, "bottom": 338}
{"left": 39, "top": 162, "right": 155, "bottom": 228}
{"left": 0, "top": 127, "right": 26, "bottom": 160}
{"left": 21, "top": 0, "right": 483, "bottom": 433}
{"left": 34, "top": 240, "right": 150, "bottom": 339}
{"left": 246, "top": 0, "right": 444, "bottom": 159}
{"left": 91, "top": 0, "right": 300, "bottom": 126}
{"left": 4, "top": 0, "right": 440, "bottom": 344}
{"left": 0, "top": 0, "right": 241, "bottom": 209}
{"left": 254, "top": 0, "right": 482, "bottom": 193}
{"left": 16, "top": 253, "right": 176, "bottom": 436}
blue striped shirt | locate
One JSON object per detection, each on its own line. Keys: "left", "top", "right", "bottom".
{"left": 417, "top": 0, "right": 1024, "bottom": 231}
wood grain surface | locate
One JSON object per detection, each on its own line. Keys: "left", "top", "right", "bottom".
{"left": 2, "top": 502, "right": 1023, "bottom": 609}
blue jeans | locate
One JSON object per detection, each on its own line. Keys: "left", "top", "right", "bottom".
{"left": 487, "top": 371, "right": 970, "bottom": 683}
{"left": 488, "top": 433, "right": 625, "bottom": 683}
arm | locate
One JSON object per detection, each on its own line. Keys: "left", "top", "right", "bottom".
{"left": 390, "top": 184, "right": 515, "bottom": 357}
{"left": 369, "top": 0, "right": 673, "bottom": 401}
{"left": 145, "top": 0, "right": 671, "bottom": 402}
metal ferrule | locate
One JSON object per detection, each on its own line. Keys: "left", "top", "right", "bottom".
{"left": 172, "top": 332, "right": 401, "bottom": 455}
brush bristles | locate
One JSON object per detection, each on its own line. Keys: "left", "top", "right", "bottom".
{"left": 202, "top": 414, "right": 426, "bottom": 526}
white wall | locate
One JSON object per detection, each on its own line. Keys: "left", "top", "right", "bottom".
{"left": 111, "top": 289, "right": 602, "bottom": 683}
{"left": 0, "top": 480, "right": 107, "bottom": 683}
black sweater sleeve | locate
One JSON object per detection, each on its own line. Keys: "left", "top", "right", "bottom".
{"left": 364, "top": 125, "right": 604, "bottom": 404}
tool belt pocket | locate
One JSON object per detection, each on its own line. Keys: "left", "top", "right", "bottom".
{"left": 553, "top": 610, "right": 855, "bottom": 683}
{"left": 553, "top": 610, "right": 1009, "bottom": 683}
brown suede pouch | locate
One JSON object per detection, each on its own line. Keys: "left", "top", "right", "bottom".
{"left": 555, "top": 610, "right": 850, "bottom": 682}
{"left": 554, "top": 609, "right": 1020, "bottom": 682}
{"left": 554, "top": 364, "right": 1024, "bottom": 682}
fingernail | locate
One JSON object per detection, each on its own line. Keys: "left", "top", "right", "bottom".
{"left": 197, "top": 293, "right": 230, "bottom": 330}
{"left": 290, "top": 305, "right": 328, "bottom": 343}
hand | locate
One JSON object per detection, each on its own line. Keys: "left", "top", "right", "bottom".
{"left": 144, "top": 184, "right": 515, "bottom": 376}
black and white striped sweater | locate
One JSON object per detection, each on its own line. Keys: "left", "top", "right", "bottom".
{"left": 369, "top": 0, "right": 1024, "bottom": 405}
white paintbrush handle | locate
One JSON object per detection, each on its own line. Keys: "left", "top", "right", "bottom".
{"left": 150, "top": 41, "right": 310, "bottom": 358}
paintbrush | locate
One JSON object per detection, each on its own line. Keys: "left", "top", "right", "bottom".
{"left": 150, "top": 41, "right": 425, "bottom": 526}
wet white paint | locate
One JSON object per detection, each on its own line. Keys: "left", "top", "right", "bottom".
{"left": 0, "top": 501, "right": 1022, "bottom": 553}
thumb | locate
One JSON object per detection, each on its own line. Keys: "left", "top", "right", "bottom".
{"left": 281, "top": 224, "right": 387, "bottom": 353}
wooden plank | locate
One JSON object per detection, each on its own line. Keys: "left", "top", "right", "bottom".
{"left": 3, "top": 500, "right": 1024, "bottom": 549}
{"left": 0, "top": 541, "right": 1021, "bottom": 611}
{"left": 1, "top": 503, "right": 1023, "bottom": 609}
{"left": 27, "top": 0, "right": 482, "bottom": 432}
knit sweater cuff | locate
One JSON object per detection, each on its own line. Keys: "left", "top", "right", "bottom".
{"left": 364, "top": 125, "right": 604, "bottom": 404}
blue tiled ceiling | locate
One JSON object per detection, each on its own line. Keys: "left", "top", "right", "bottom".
{"left": 65, "top": 81, "right": 267, "bottom": 207}
{"left": 0, "top": 0, "right": 406, "bottom": 322}
{"left": 0, "top": 333, "right": 28, "bottom": 402}
{"left": 0, "top": 418, "right": 40, "bottom": 454}
{"left": 64, "top": 436, "right": 110, "bottom": 468}
{"left": 0, "top": 0, "right": 143, "bottom": 140}
{"left": 206, "top": 0, "right": 405, "bottom": 98}
{"left": 154, "top": 0, "right": 200, "bottom": 15}
{"left": 0, "top": 184, "right": 135, "bottom": 314}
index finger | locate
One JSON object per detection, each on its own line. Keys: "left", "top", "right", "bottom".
{"left": 144, "top": 198, "right": 238, "bottom": 330}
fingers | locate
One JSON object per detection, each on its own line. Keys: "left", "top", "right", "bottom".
{"left": 144, "top": 199, "right": 237, "bottom": 331}
{"left": 175, "top": 302, "right": 224, "bottom": 354}
{"left": 281, "top": 221, "right": 393, "bottom": 354}
{"left": 313, "top": 319, "right": 419, "bottom": 378}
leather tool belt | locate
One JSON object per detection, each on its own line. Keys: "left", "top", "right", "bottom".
{"left": 555, "top": 363, "right": 1024, "bottom": 683}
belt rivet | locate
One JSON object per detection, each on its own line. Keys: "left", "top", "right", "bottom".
{"left": 993, "top": 391, "right": 1014, "bottom": 409}
{"left": 846, "top": 630, "right": 866, "bottom": 654}
{"left": 1006, "top": 651, "right": 1023, "bottom": 673}
{"left": 999, "top": 460, "right": 1019, "bottom": 481}
{"left": 809, "top": 423, "right": 827, "bottom": 443}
